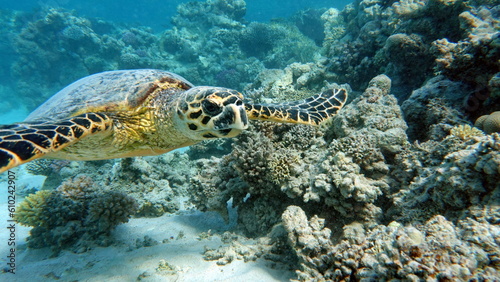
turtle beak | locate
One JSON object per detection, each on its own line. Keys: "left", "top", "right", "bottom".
{"left": 212, "top": 103, "right": 248, "bottom": 137}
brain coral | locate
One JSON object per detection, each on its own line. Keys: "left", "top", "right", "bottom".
{"left": 475, "top": 111, "right": 500, "bottom": 134}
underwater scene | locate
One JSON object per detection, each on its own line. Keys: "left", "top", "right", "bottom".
{"left": 0, "top": 0, "right": 499, "bottom": 281}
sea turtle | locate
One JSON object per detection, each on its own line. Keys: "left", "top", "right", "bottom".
{"left": 0, "top": 69, "right": 347, "bottom": 173}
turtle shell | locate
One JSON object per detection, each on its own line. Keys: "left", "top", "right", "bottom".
{"left": 25, "top": 69, "right": 194, "bottom": 122}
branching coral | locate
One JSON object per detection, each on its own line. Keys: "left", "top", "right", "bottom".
{"left": 16, "top": 190, "right": 53, "bottom": 227}
{"left": 56, "top": 174, "right": 96, "bottom": 200}
{"left": 306, "top": 152, "right": 385, "bottom": 219}
{"left": 25, "top": 159, "right": 70, "bottom": 190}
{"left": 450, "top": 124, "right": 485, "bottom": 140}
{"left": 269, "top": 149, "right": 300, "bottom": 185}
{"left": 87, "top": 190, "right": 139, "bottom": 232}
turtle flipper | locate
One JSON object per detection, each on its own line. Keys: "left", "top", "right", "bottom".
{"left": 0, "top": 113, "right": 112, "bottom": 173}
{"left": 245, "top": 88, "right": 348, "bottom": 126}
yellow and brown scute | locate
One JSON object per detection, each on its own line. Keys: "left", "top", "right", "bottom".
{"left": 174, "top": 86, "right": 249, "bottom": 140}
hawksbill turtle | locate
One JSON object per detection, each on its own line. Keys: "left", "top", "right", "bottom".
{"left": 0, "top": 69, "right": 347, "bottom": 173}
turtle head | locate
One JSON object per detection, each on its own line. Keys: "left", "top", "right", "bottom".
{"left": 174, "top": 86, "right": 249, "bottom": 141}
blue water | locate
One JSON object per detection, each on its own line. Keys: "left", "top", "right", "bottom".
{"left": 3, "top": 0, "right": 349, "bottom": 29}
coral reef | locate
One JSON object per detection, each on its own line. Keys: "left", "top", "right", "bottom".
{"left": 24, "top": 153, "right": 194, "bottom": 218}
{"left": 282, "top": 206, "right": 499, "bottom": 281}
{"left": 11, "top": 8, "right": 120, "bottom": 109}
{"left": 203, "top": 227, "right": 295, "bottom": 266}
{"left": 25, "top": 159, "right": 70, "bottom": 190}
{"left": 316, "top": 0, "right": 499, "bottom": 107}
{"left": 433, "top": 7, "right": 500, "bottom": 87}
{"left": 191, "top": 72, "right": 499, "bottom": 279}
{"left": 450, "top": 124, "right": 485, "bottom": 140}
{"left": 107, "top": 154, "right": 194, "bottom": 217}
{"left": 15, "top": 190, "right": 53, "bottom": 227}
{"left": 401, "top": 76, "right": 471, "bottom": 141}
{"left": 245, "top": 62, "right": 340, "bottom": 103}
{"left": 7, "top": 1, "right": 323, "bottom": 113}
{"left": 191, "top": 75, "right": 408, "bottom": 236}
{"left": 16, "top": 176, "right": 138, "bottom": 254}
{"left": 392, "top": 132, "right": 500, "bottom": 223}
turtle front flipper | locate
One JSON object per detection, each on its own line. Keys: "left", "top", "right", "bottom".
{"left": 0, "top": 113, "right": 113, "bottom": 173}
{"left": 245, "top": 88, "right": 348, "bottom": 126}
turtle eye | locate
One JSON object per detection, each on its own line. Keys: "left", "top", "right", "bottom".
{"left": 202, "top": 100, "right": 222, "bottom": 116}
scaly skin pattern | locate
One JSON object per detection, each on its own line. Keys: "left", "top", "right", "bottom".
{"left": 245, "top": 88, "right": 348, "bottom": 126}
{"left": 0, "top": 113, "right": 112, "bottom": 173}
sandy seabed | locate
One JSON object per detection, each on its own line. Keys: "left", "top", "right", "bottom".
{"left": 0, "top": 173, "right": 293, "bottom": 282}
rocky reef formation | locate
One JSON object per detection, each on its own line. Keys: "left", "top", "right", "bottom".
{"left": 191, "top": 75, "right": 408, "bottom": 236}
{"left": 192, "top": 73, "right": 499, "bottom": 279}
{"left": 282, "top": 205, "right": 499, "bottom": 281}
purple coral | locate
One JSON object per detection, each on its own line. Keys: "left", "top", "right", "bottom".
{"left": 215, "top": 68, "right": 242, "bottom": 88}
{"left": 121, "top": 31, "right": 139, "bottom": 46}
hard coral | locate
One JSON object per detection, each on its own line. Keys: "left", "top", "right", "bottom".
{"left": 191, "top": 75, "right": 407, "bottom": 236}
{"left": 432, "top": 7, "right": 500, "bottom": 89}
{"left": 450, "top": 124, "right": 485, "bottom": 140}
{"left": 475, "top": 111, "right": 500, "bottom": 134}
{"left": 282, "top": 206, "right": 499, "bottom": 281}
{"left": 16, "top": 190, "right": 53, "bottom": 227}
{"left": 393, "top": 133, "right": 500, "bottom": 222}
{"left": 87, "top": 190, "right": 139, "bottom": 232}
{"left": 401, "top": 76, "right": 470, "bottom": 141}
{"left": 56, "top": 174, "right": 95, "bottom": 200}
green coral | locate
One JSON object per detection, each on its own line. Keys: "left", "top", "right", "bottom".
{"left": 16, "top": 190, "right": 53, "bottom": 227}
